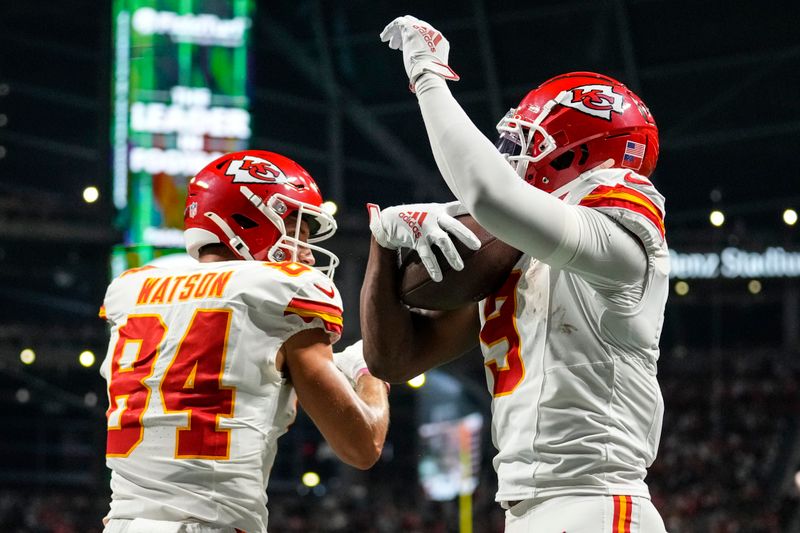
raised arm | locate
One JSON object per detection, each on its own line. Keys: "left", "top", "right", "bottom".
{"left": 280, "top": 328, "right": 389, "bottom": 470}
{"left": 416, "top": 77, "right": 647, "bottom": 280}
{"left": 380, "top": 16, "right": 647, "bottom": 284}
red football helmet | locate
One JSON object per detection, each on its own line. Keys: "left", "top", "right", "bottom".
{"left": 496, "top": 72, "right": 658, "bottom": 193}
{"left": 184, "top": 150, "right": 339, "bottom": 277}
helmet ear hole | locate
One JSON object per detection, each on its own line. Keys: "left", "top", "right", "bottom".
{"left": 549, "top": 150, "right": 575, "bottom": 171}
{"left": 577, "top": 144, "right": 589, "bottom": 165}
{"left": 232, "top": 213, "right": 258, "bottom": 229}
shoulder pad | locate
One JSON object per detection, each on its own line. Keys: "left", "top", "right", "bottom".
{"left": 255, "top": 262, "right": 344, "bottom": 343}
{"left": 578, "top": 171, "right": 666, "bottom": 252}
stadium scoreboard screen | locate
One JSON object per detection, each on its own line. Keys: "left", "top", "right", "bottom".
{"left": 111, "top": 0, "right": 254, "bottom": 274}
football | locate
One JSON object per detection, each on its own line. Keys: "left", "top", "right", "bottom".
{"left": 399, "top": 214, "right": 522, "bottom": 310}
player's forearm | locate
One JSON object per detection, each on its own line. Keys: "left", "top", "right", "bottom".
{"left": 324, "top": 376, "right": 389, "bottom": 470}
{"left": 417, "top": 80, "right": 647, "bottom": 279}
{"left": 353, "top": 374, "right": 390, "bottom": 465}
{"left": 360, "top": 238, "right": 421, "bottom": 381}
{"left": 361, "top": 238, "right": 475, "bottom": 381}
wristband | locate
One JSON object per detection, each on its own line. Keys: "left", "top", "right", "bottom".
{"left": 355, "top": 367, "right": 390, "bottom": 393}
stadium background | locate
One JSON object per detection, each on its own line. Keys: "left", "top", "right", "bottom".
{"left": 1, "top": 0, "right": 799, "bottom": 531}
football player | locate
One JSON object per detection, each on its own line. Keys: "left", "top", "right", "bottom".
{"left": 362, "top": 16, "right": 669, "bottom": 532}
{"left": 99, "top": 150, "right": 389, "bottom": 533}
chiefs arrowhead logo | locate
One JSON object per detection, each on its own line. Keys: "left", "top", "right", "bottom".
{"left": 225, "top": 155, "right": 290, "bottom": 184}
{"left": 562, "top": 84, "right": 624, "bottom": 121}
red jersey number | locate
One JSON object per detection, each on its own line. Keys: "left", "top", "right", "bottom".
{"left": 161, "top": 309, "right": 235, "bottom": 459}
{"left": 480, "top": 270, "right": 524, "bottom": 397}
{"left": 106, "top": 310, "right": 236, "bottom": 459}
{"left": 106, "top": 315, "right": 166, "bottom": 457}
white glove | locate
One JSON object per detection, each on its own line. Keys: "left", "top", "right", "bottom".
{"left": 380, "top": 15, "right": 459, "bottom": 92}
{"left": 367, "top": 201, "right": 481, "bottom": 282}
{"left": 333, "top": 340, "right": 370, "bottom": 388}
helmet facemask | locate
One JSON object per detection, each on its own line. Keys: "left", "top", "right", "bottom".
{"left": 240, "top": 188, "right": 340, "bottom": 278}
{"left": 495, "top": 91, "right": 570, "bottom": 182}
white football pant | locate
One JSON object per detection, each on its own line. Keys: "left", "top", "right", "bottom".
{"left": 504, "top": 494, "right": 667, "bottom": 533}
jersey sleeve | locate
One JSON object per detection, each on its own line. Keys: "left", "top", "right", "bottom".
{"left": 578, "top": 172, "right": 666, "bottom": 254}
{"left": 99, "top": 276, "right": 125, "bottom": 325}
{"left": 571, "top": 172, "right": 670, "bottom": 311}
{"left": 248, "top": 264, "right": 344, "bottom": 346}
{"left": 98, "top": 266, "right": 159, "bottom": 326}
{"left": 282, "top": 273, "right": 344, "bottom": 344}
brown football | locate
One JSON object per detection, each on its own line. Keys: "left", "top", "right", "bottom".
{"left": 399, "top": 214, "right": 522, "bottom": 310}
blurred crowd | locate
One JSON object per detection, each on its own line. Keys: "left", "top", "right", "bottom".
{"left": 2, "top": 349, "right": 799, "bottom": 533}
{"left": 0, "top": 490, "right": 106, "bottom": 533}
{"left": 265, "top": 476, "right": 504, "bottom": 533}
{"left": 650, "top": 348, "right": 800, "bottom": 532}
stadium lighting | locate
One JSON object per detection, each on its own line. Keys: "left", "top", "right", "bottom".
{"left": 84, "top": 392, "right": 98, "bottom": 407}
{"left": 674, "top": 281, "right": 689, "bottom": 296}
{"left": 20, "top": 348, "right": 36, "bottom": 365}
{"left": 16, "top": 389, "right": 30, "bottom": 404}
{"left": 709, "top": 210, "right": 725, "bottom": 227}
{"left": 783, "top": 209, "right": 798, "bottom": 226}
{"left": 79, "top": 350, "right": 96, "bottom": 368}
{"left": 321, "top": 200, "right": 338, "bottom": 216}
{"left": 407, "top": 374, "right": 426, "bottom": 388}
{"left": 301, "top": 471, "right": 321, "bottom": 488}
{"left": 83, "top": 186, "right": 100, "bottom": 203}
{"left": 748, "top": 280, "right": 762, "bottom": 294}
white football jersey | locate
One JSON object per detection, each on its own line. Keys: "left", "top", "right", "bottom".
{"left": 99, "top": 260, "right": 343, "bottom": 533}
{"left": 479, "top": 169, "right": 669, "bottom": 502}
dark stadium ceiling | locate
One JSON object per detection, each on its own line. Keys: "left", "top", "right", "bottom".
{"left": 2, "top": 0, "right": 799, "bottom": 233}
{"left": 0, "top": 0, "right": 798, "bottom": 359}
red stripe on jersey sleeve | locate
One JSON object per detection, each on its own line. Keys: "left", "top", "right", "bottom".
{"left": 580, "top": 184, "right": 665, "bottom": 238}
{"left": 285, "top": 297, "right": 342, "bottom": 317}
{"left": 284, "top": 297, "right": 343, "bottom": 336}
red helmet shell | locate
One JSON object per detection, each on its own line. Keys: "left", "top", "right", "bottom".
{"left": 184, "top": 150, "right": 326, "bottom": 260}
{"left": 501, "top": 72, "right": 659, "bottom": 192}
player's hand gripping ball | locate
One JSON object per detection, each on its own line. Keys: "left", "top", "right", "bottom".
{"left": 399, "top": 214, "right": 521, "bottom": 310}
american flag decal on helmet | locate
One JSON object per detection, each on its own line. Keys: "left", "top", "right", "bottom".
{"left": 621, "top": 140, "right": 646, "bottom": 170}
